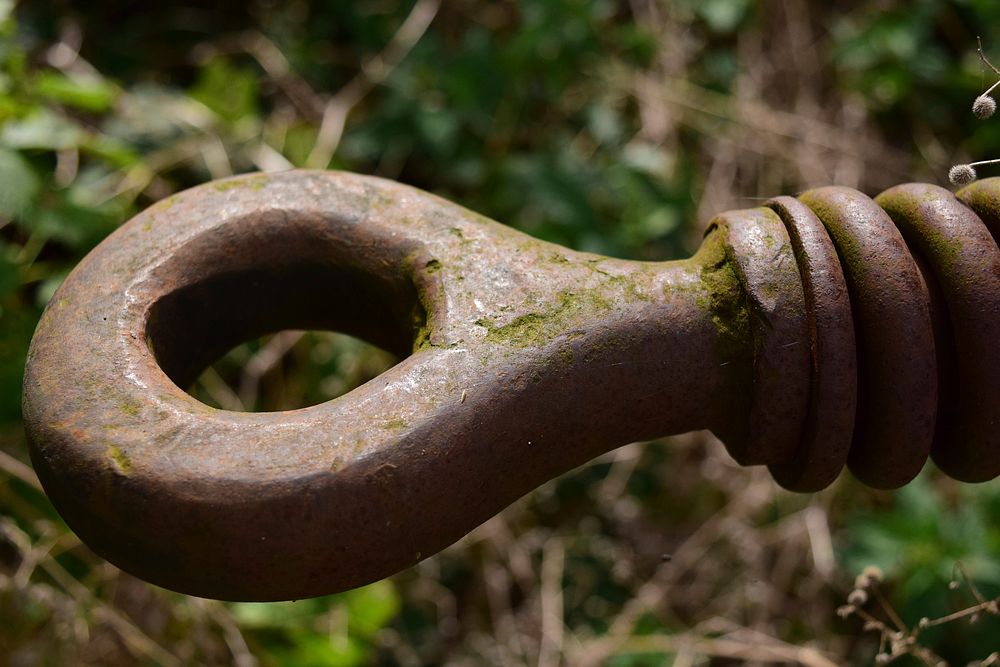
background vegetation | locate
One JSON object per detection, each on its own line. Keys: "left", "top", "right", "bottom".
{"left": 1, "top": 0, "right": 999, "bottom": 664}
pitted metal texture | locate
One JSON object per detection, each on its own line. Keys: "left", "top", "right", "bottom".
{"left": 21, "top": 170, "right": 1000, "bottom": 600}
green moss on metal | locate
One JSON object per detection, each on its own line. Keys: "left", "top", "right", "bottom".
{"left": 875, "top": 190, "right": 966, "bottom": 274}
{"left": 211, "top": 175, "right": 267, "bottom": 192}
{"left": 413, "top": 324, "right": 432, "bottom": 350}
{"left": 412, "top": 299, "right": 434, "bottom": 350}
{"left": 607, "top": 273, "right": 654, "bottom": 303}
{"left": 920, "top": 224, "right": 964, "bottom": 273}
{"left": 693, "top": 230, "right": 753, "bottom": 400}
{"left": 154, "top": 195, "right": 177, "bottom": 211}
{"left": 799, "top": 196, "right": 868, "bottom": 280}
{"left": 700, "top": 258, "right": 751, "bottom": 353}
{"left": 558, "top": 346, "right": 574, "bottom": 365}
{"left": 411, "top": 269, "right": 435, "bottom": 351}
{"left": 106, "top": 446, "right": 132, "bottom": 475}
{"left": 476, "top": 288, "right": 614, "bottom": 348}
{"left": 382, "top": 418, "right": 408, "bottom": 431}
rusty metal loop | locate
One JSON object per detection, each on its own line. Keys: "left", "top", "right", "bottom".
{"left": 21, "top": 170, "right": 1000, "bottom": 600}
{"left": 23, "top": 171, "right": 739, "bottom": 600}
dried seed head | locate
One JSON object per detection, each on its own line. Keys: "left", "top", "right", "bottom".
{"left": 918, "top": 616, "right": 930, "bottom": 629}
{"left": 862, "top": 565, "right": 883, "bottom": 582}
{"left": 950, "top": 164, "right": 977, "bottom": 185}
{"left": 836, "top": 604, "right": 855, "bottom": 619}
{"left": 848, "top": 589, "right": 869, "bottom": 606}
{"left": 856, "top": 565, "right": 884, "bottom": 589}
{"left": 974, "top": 94, "right": 997, "bottom": 119}
{"left": 949, "top": 580, "right": 961, "bottom": 590}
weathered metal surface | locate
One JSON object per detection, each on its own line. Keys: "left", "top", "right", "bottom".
{"left": 21, "top": 170, "right": 1000, "bottom": 601}
{"left": 764, "top": 197, "right": 856, "bottom": 492}
{"left": 701, "top": 208, "right": 810, "bottom": 466}
{"left": 22, "top": 171, "right": 743, "bottom": 601}
{"left": 797, "top": 187, "right": 937, "bottom": 489}
{"left": 876, "top": 184, "right": 1000, "bottom": 482}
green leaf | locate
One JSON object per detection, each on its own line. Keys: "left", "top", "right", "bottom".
{"left": 34, "top": 269, "right": 69, "bottom": 309}
{"left": 228, "top": 582, "right": 398, "bottom": 667}
{"left": 80, "top": 135, "right": 140, "bottom": 168}
{"left": 189, "top": 58, "right": 259, "bottom": 123}
{"left": 228, "top": 600, "right": 298, "bottom": 628}
{"left": 34, "top": 71, "right": 118, "bottom": 112}
{"left": 0, "top": 147, "right": 39, "bottom": 217}
{"left": 25, "top": 184, "right": 126, "bottom": 251}
{"left": 1, "top": 109, "right": 85, "bottom": 150}
{"left": 343, "top": 579, "right": 400, "bottom": 637}
{"left": 270, "top": 632, "right": 367, "bottom": 667}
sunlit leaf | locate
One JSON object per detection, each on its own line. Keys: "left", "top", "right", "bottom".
{"left": 34, "top": 71, "right": 118, "bottom": 112}
{"left": 1, "top": 109, "right": 84, "bottom": 150}
{"left": 190, "top": 58, "right": 259, "bottom": 124}
{"left": 343, "top": 579, "right": 400, "bottom": 637}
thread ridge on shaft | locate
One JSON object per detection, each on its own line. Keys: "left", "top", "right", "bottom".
{"left": 753, "top": 181, "right": 1000, "bottom": 490}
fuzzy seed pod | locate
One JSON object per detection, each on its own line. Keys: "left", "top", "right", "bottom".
{"left": 847, "top": 589, "right": 869, "bottom": 606}
{"left": 974, "top": 94, "right": 997, "bottom": 119}
{"left": 949, "top": 164, "right": 977, "bottom": 185}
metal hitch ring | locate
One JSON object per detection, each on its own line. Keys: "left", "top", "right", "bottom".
{"left": 22, "top": 171, "right": 1000, "bottom": 601}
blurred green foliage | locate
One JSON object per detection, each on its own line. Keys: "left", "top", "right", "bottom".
{"left": 840, "top": 473, "right": 1000, "bottom": 659}
{"left": 1, "top": 0, "right": 999, "bottom": 664}
{"left": 229, "top": 581, "right": 400, "bottom": 666}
